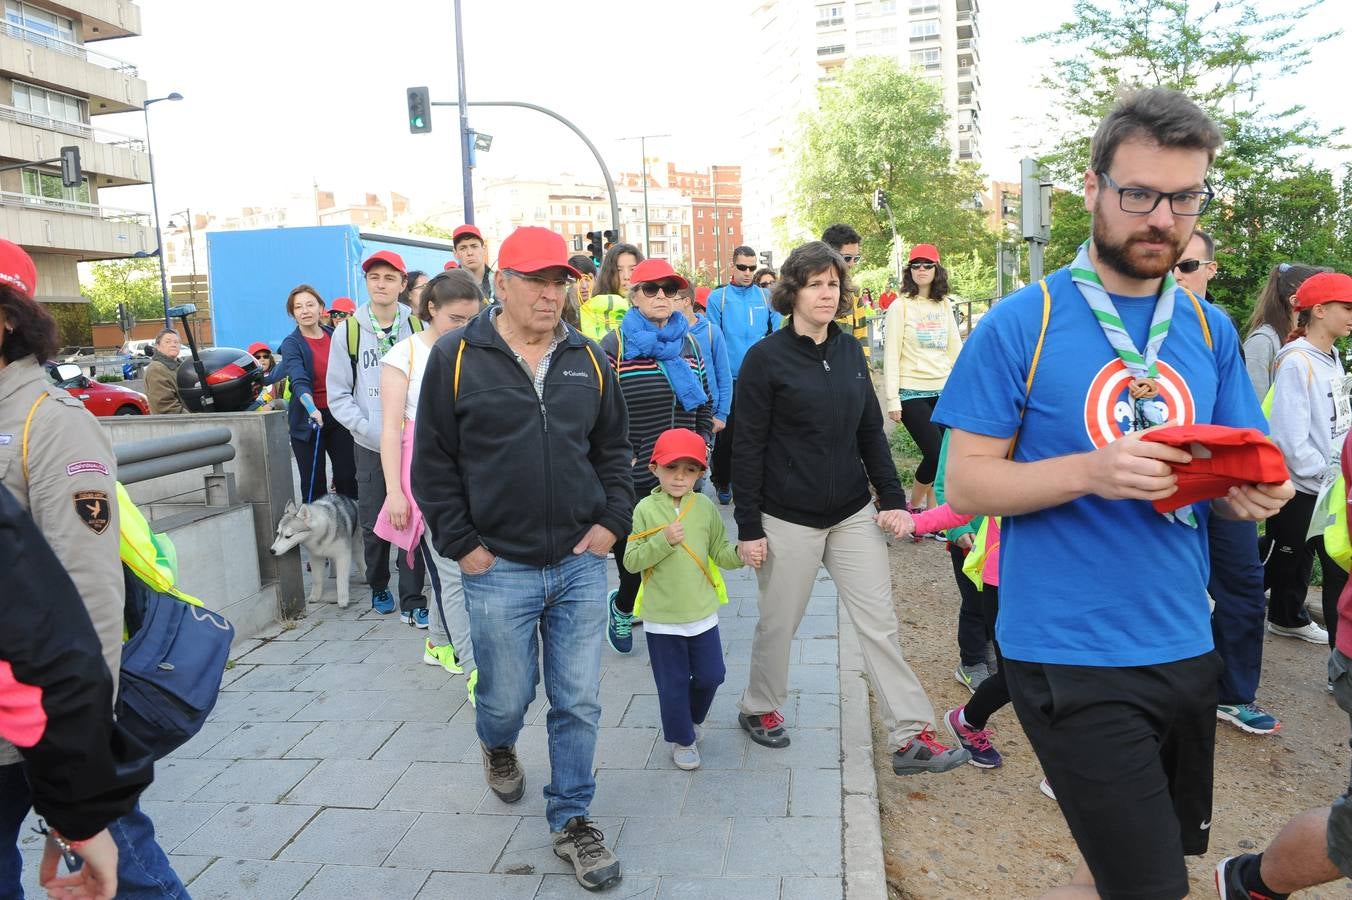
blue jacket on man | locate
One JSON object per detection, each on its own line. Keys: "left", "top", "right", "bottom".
{"left": 688, "top": 313, "right": 732, "bottom": 421}
{"left": 706, "top": 283, "right": 780, "bottom": 379}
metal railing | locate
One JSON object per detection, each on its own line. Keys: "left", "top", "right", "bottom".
{"left": 0, "top": 104, "right": 146, "bottom": 150}
{"left": 115, "top": 427, "right": 238, "bottom": 506}
{"left": 2, "top": 21, "right": 139, "bottom": 75}
{"left": 0, "top": 190, "right": 151, "bottom": 225}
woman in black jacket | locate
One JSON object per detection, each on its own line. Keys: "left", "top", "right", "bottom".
{"left": 731, "top": 241, "right": 968, "bottom": 776}
{"left": 277, "top": 285, "right": 357, "bottom": 500}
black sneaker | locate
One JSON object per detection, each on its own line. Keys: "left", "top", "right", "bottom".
{"left": 738, "top": 710, "right": 790, "bottom": 748}
{"left": 480, "top": 743, "right": 524, "bottom": 803}
{"left": 891, "top": 727, "right": 970, "bottom": 774}
{"left": 552, "top": 816, "right": 621, "bottom": 891}
{"left": 1215, "top": 854, "right": 1277, "bottom": 899}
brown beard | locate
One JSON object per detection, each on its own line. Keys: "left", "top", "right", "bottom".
{"left": 1091, "top": 203, "right": 1188, "bottom": 283}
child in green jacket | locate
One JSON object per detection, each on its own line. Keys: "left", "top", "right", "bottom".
{"left": 625, "top": 428, "right": 745, "bottom": 770}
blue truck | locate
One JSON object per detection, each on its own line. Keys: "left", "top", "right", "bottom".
{"left": 208, "top": 225, "right": 459, "bottom": 351}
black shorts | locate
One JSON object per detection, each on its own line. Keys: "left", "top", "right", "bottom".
{"left": 1005, "top": 652, "right": 1223, "bottom": 900}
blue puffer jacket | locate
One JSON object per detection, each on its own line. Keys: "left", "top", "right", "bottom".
{"left": 706, "top": 283, "right": 780, "bottom": 379}
{"left": 278, "top": 325, "right": 332, "bottom": 442}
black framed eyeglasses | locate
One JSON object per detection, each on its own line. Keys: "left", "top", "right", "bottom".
{"left": 504, "top": 269, "right": 576, "bottom": 292}
{"left": 638, "top": 281, "right": 683, "bottom": 298}
{"left": 1175, "top": 258, "right": 1213, "bottom": 274}
{"left": 1098, "top": 171, "right": 1214, "bottom": 216}
{"left": 733, "top": 263, "right": 757, "bottom": 273}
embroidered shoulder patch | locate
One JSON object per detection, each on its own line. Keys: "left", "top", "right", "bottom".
{"left": 73, "top": 490, "right": 111, "bottom": 534}
{"left": 66, "top": 460, "right": 110, "bottom": 477}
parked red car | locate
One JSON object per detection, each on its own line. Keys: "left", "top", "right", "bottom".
{"left": 47, "top": 363, "right": 149, "bottom": 416}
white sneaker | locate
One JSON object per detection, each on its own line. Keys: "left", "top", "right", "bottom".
{"left": 693, "top": 724, "right": 703, "bottom": 743}
{"left": 672, "top": 743, "right": 700, "bottom": 770}
{"left": 1039, "top": 777, "right": 1055, "bottom": 800}
{"left": 1266, "top": 621, "right": 1329, "bottom": 645}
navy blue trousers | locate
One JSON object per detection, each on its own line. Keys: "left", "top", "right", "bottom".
{"left": 646, "top": 625, "right": 726, "bottom": 746}
{"left": 1208, "top": 515, "right": 1267, "bottom": 706}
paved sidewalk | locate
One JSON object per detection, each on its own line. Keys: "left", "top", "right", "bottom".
{"left": 19, "top": 508, "right": 870, "bottom": 899}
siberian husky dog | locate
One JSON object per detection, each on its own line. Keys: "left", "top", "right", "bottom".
{"left": 270, "top": 494, "right": 359, "bottom": 608}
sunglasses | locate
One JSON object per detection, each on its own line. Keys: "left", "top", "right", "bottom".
{"left": 842, "top": 254, "right": 863, "bottom": 264}
{"left": 1175, "top": 258, "right": 1213, "bottom": 274}
{"left": 639, "top": 281, "right": 683, "bottom": 298}
{"left": 252, "top": 352, "right": 271, "bottom": 359}
{"left": 329, "top": 311, "right": 350, "bottom": 320}
{"left": 757, "top": 279, "right": 774, "bottom": 288}
{"left": 734, "top": 263, "right": 757, "bottom": 273}
{"left": 909, "top": 262, "right": 936, "bottom": 270}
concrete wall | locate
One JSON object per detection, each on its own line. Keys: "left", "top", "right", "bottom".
{"left": 0, "top": 204, "right": 154, "bottom": 263}
{"left": 0, "top": 117, "right": 149, "bottom": 185}
{"left": 101, "top": 410, "right": 304, "bottom": 633}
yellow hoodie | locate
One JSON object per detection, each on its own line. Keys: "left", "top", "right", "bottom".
{"left": 882, "top": 293, "right": 962, "bottom": 410}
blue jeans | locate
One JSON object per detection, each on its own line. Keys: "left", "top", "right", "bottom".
{"left": 646, "top": 625, "right": 726, "bottom": 746}
{"left": 1207, "top": 515, "right": 1267, "bottom": 706}
{"left": 462, "top": 552, "right": 607, "bottom": 831}
{"left": 0, "top": 762, "right": 187, "bottom": 899}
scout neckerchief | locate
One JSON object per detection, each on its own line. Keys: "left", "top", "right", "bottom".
{"left": 369, "top": 304, "right": 406, "bottom": 357}
{"left": 1071, "top": 241, "right": 1196, "bottom": 528}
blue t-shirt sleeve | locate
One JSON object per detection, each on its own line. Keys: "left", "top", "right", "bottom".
{"left": 932, "top": 298, "right": 1030, "bottom": 440}
{"left": 1205, "top": 303, "right": 1268, "bottom": 435}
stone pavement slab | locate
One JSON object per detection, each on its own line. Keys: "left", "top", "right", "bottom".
{"left": 121, "top": 501, "right": 883, "bottom": 899}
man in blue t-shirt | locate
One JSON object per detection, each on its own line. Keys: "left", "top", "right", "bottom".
{"left": 934, "top": 89, "right": 1294, "bottom": 899}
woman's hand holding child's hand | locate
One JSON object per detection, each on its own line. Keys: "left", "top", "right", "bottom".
{"left": 874, "top": 509, "right": 914, "bottom": 539}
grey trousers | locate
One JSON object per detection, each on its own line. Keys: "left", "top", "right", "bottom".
{"left": 739, "top": 504, "right": 936, "bottom": 750}
{"left": 418, "top": 537, "right": 476, "bottom": 673}
{"left": 353, "top": 444, "right": 425, "bottom": 610}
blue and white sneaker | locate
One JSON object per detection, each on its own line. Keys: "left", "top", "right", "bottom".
{"left": 605, "top": 589, "right": 633, "bottom": 654}
{"left": 371, "top": 589, "right": 396, "bottom": 615}
{"left": 1216, "top": 702, "right": 1280, "bottom": 735}
{"left": 717, "top": 487, "right": 732, "bottom": 506}
{"left": 412, "top": 608, "right": 429, "bottom": 629}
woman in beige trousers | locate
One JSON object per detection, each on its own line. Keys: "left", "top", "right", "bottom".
{"left": 729, "top": 240, "right": 969, "bottom": 775}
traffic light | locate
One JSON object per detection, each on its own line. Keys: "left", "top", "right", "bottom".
{"left": 59, "top": 145, "right": 80, "bottom": 188}
{"left": 759, "top": 250, "right": 773, "bottom": 269}
{"left": 603, "top": 229, "right": 618, "bottom": 251}
{"left": 872, "top": 189, "right": 886, "bottom": 212}
{"left": 406, "top": 86, "right": 431, "bottom": 134}
{"left": 585, "top": 230, "right": 603, "bottom": 265}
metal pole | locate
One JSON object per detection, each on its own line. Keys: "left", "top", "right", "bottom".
{"left": 185, "top": 209, "right": 198, "bottom": 303}
{"left": 711, "top": 166, "right": 722, "bottom": 277}
{"left": 434, "top": 100, "right": 622, "bottom": 242}
{"left": 1028, "top": 241, "right": 1044, "bottom": 283}
{"left": 640, "top": 137, "right": 650, "bottom": 256}
{"left": 143, "top": 104, "right": 171, "bottom": 327}
{"left": 453, "top": 0, "right": 475, "bottom": 223}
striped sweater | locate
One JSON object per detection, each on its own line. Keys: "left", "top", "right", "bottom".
{"left": 600, "top": 331, "right": 713, "bottom": 494}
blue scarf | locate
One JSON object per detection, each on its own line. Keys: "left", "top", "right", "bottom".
{"left": 618, "top": 307, "right": 708, "bottom": 411}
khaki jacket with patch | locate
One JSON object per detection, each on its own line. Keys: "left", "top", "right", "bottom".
{"left": 0, "top": 356, "right": 122, "bottom": 765}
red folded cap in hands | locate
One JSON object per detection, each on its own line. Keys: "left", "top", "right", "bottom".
{"left": 1139, "top": 424, "right": 1289, "bottom": 514}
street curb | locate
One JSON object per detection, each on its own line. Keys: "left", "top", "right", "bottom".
{"left": 838, "top": 601, "right": 888, "bottom": 899}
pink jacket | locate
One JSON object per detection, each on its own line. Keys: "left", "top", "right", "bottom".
{"left": 912, "top": 504, "right": 1001, "bottom": 587}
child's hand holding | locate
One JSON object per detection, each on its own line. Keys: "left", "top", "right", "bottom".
{"left": 664, "top": 521, "right": 685, "bottom": 546}
{"left": 874, "top": 509, "right": 914, "bottom": 539}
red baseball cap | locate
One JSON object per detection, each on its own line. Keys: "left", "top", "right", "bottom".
{"left": 694, "top": 286, "right": 712, "bottom": 309}
{"left": 0, "top": 239, "right": 37, "bottom": 298}
{"left": 362, "top": 250, "right": 407, "bottom": 275}
{"left": 497, "top": 227, "right": 580, "bottom": 278}
{"left": 909, "top": 243, "right": 940, "bottom": 264}
{"left": 453, "top": 224, "right": 483, "bottom": 245}
{"left": 1140, "top": 424, "right": 1289, "bottom": 513}
{"left": 331, "top": 296, "right": 357, "bottom": 314}
{"left": 629, "top": 259, "right": 689, "bottom": 289}
{"left": 443, "top": 259, "right": 460, "bottom": 270}
{"left": 650, "top": 428, "right": 708, "bottom": 468}
{"left": 247, "top": 342, "right": 272, "bottom": 356}
{"left": 1294, "top": 272, "right": 1352, "bottom": 310}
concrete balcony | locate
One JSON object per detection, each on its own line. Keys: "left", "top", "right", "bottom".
{"left": 0, "top": 108, "right": 148, "bottom": 186}
{"left": 59, "top": 0, "right": 143, "bottom": 41}
{"left": 0, "top": 23, "right": 145, "bottom": 114}
{"left": 0, "top": 193, "right": 152, "bottom": 259}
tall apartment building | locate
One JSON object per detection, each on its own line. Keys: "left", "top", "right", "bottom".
{"left": 0, "top": 0, "right": 154, "bottom": 304}
{"left": 742, "top": 0, "right": 981, "bottom": 259}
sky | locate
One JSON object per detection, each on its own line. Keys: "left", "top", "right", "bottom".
{"left": 97, "top": 0, "right": 1352, "bottom": 221}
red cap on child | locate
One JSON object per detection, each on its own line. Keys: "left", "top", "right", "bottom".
{"left": 650, "top": 428, "right": 708, "bottom": 468}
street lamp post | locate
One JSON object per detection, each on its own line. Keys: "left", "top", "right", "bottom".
{"left": 142, "top": 92, "right": 183, "bottom": 327}
{"left": 168, "top": 208, "right": 197, "bottom": 303}
{"left": 619, "top": 134, "right": 669, "bottom": 257}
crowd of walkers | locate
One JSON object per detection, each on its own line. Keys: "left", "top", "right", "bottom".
{"left": 9, "top": 86, "right": 1352, "bottom": 900}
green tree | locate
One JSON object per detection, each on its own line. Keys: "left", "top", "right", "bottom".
{"left": 1032, "top": 0, "right": 1351, "bottom": 322}
{"left": 945, "top": 250, "right": 997, "bottom": 300}
{"left": 85, "top": 257, "right": 164, "bottom": 324}
{"left": 791, "top": 57, "right": 994, "bottom": 275}
{"left": 403, "top": 220, "right": 456, "bottom": 241}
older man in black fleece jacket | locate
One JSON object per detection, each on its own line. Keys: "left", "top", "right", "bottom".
{"left": 412, "top": 227, "right": 632, "bottom": 892}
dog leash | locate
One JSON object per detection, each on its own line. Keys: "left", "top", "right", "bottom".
{"left": 306, "top": 420, "right": 322, "bottom": 503}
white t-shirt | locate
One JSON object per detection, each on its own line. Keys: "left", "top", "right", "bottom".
{"left": 381, "top": 333, "right": 434, "bottom": 420}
